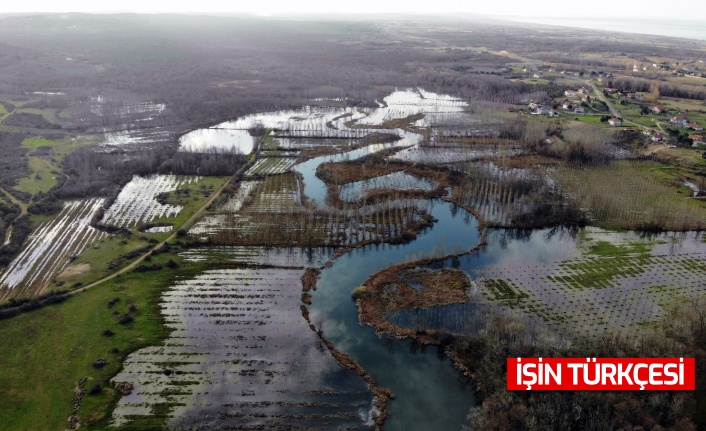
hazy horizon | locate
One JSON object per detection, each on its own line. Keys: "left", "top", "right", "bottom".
{"left": 2, "top": 8, "right": 705, "bottom": 42}
{"left": 1, "top": 0, "right": 705, "bottom": 21}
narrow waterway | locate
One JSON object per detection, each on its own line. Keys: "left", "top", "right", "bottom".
{"left": 292, "top": 129, "right": 422, "bottom": 207}
{"left": 309, "top": 200, "right": 481, "bottom": 430}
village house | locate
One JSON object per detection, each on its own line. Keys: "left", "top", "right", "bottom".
{"left": 548, "top": 109, "right": 560, "bottom": 117}
{"left": 564, "top": 89, "right": 578, "bottom": 97}
{"left": 671, "top": 116, "right": 689, "bottom": 126}
{"left": 690, "top": 134, "right": 705, "bottom": 145}
{"left": 627, "top": 93, "right": 644, "bottom": 101}
{"left": 581, "top": 95, "right": 593, "bottom": 103}
{"left": 534, "top": 105, "right": 551, "bottom": 115}
{"left": 687, "top": 123, "right": 704, "bottom": 131}
{"left": 651, "top": 134, "right": 664, "bottom": 142}
{"left": 562, "top": 100, "right": 573, "bottom": 110}
{"left": 578, "top": 87, "right": 590, "bottom": 95}
{"left": 574, "top": 107, "right": 585, "bottom": 114}
{"left": 652, "top": 106, "right": 666, "bottom": 114}
{"left": 642, "top": 129, "right": 654, "bottom": 136}
{"left": 608, "top": 118, "right": 623, "bottom": 126}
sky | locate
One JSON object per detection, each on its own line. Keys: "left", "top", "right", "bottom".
{"left": 1, "top": 0, "right": 705, "bottom": 21}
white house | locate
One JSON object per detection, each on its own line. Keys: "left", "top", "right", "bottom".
{"left": 574, "top": 107, "right": 585, "bottom": 114}
{"left": 671, "top": 116, "right": 689, "bottom": 126}
{"left": 564, "top": 89, "right": 578, "bottom": 97}
{"left": 608, "top": 118, "right": 623, "bottom": 126}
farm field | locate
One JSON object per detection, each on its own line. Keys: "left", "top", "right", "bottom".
{"left": 244, "top": 156, "right": 297, "bottom": 176}
{"left": 101, "top": 175, "right": 202, "bottom": 228}
{"left": 0, "top": 199, "right": 105, "bottom": 300}
{"left": 383, "top": 228, "right": 706, "bottom": 343}
{"left": 111, "top": 262, "right": 373, "bottom": 430}
{"left": 338, "top": 171, "right": 436, "bottom": 203}
{"left": 549, "top": 161, "right": 706, "bottom": 230}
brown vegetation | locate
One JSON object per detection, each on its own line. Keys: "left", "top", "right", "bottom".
{"left": 356, "top": 267, "right": 470, "bottom": 344}
{"left": 301, "top": 268, "right": 320, "bottom": 292}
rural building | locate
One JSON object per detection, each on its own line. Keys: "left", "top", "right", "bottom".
{"left": 578, "top": 87, "right": 591, "bottom": 94}
{"left": 608, "top": 118, "right": 623, "bottom": 126}
{"left": 671, "top": 116, "right": 689, "bottom": 126}
{"left": 651, "top": 134, "right": 664, "bottom": 142}
{"left": 562, "top": 100, "right": 573, "bottom": 109}
{"left": 548, "top": 109, "right": 560, "bottom": 117}
{"left": 652, "top": 106, "right": 666, "bottom": 114}
{"left": 564, "top": 89, "right": 578, "bottom": 97}
{"left": 687, "top": 123, "right": 704, "bottom": 131}
{"left": 533, "top": 105, "right": 552, "bottom": 115}
{"left": 574, "top": 107, "right": 585, "bottom": 114}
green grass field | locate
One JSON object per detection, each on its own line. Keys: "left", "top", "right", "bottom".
{"left": 0, "top": 103, "right": 8, "bottom": 123}
{"left": 569, "top": 115, "right": 605, "bottom": 124}
{"left": 15, "top": 107, "right": 63, "bottom": 125}
{"left": 14, "top": 157, "right": 59, "bottom": 195}
{"left": 21, "top": 135, "right": 98, "bottom": 162}
{"left": 56, "top": 235, "right": 151, "bottom": 289}
{"left": 0, "top": 254, "right": 205, "bottom": 431}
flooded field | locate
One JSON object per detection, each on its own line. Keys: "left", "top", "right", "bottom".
{"left": 0, "top": 199, "right": 105, "bottom": 299}
{"left": 101, "top": 175, "right": 200, "bottom": 228}
{"left": 110, "top": 254, "right": 377, "bottom": 430}
{"left": 386, "top": 228, "right": 706, "bottom": 340}
{"left": 338, "top": 171, "right": 436, "bottom": 203}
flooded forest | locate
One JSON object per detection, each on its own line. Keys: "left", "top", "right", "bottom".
{"left": 1, "top": 13, "right": 706, "bottom": 431}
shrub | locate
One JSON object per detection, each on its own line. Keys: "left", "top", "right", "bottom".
{"left": 92, "top": 358, "right": 107, "bottom": 369}
{"left": 351, "top": 286, "right": 368, "bottom": 300}
{"left": 117, "top": 314, "right": 134, "bottom": 324}
{"left": 102, "top": 329, "right": 115, "bottom": 337}
{"left": 87, "top": 384, "right": 102, "bottom": 395}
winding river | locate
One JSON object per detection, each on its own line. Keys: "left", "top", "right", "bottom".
{"left": 309, "top": 200, "right": 481, "bottom": 430}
